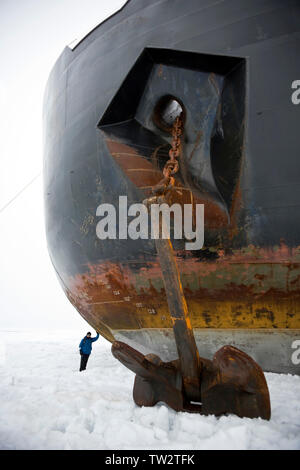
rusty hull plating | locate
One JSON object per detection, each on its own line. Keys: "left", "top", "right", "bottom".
{"left": 44, "top": 0, "right": 300, "bottom": 377}
{"left": 111, "top": 219, "right": 271, "bottom": 419}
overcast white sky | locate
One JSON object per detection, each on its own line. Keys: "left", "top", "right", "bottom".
{"left": 0, "top": 0, "right": 126, "bottom": 330}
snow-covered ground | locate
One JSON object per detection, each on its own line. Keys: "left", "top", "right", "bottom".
{"left": 0, "top": 329, "right": 299, "bottom": 450}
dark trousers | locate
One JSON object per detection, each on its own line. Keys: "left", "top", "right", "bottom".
{"left": 80, "top": 353, "right": 90, "bottom": 371}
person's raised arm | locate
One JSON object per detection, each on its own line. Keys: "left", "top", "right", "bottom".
{"left": 91, "top": 332, "right": 99, "bottom": 342}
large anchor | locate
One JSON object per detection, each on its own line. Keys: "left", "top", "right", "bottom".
{"left": 112, "top": 116, "right": 271, "bottom": 420}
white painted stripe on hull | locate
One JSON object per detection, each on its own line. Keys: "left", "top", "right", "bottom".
{"left": 112, "top": 328, "right": 300, "bottom": 375}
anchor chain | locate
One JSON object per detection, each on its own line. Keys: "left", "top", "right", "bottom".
{"left": 144, "top": 112, "right": 203, "bottom": 402}
{"left": 151, "top": 114, "right": 184, "bottom": 198}
{"left": 111, "top": 107, "right": 271, "bottom": 419}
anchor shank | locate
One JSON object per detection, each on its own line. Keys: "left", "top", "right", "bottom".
{"left": 154, "top": 232, "right": 202, "bottom": 402}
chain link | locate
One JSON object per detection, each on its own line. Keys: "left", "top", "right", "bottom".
{"left": 151, "top": 114, "right": 184, "bottom": 198}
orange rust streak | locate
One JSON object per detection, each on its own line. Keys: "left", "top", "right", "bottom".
{"left": 112, "top": 154, "right": 156, "bottom": 170}
{"left": 63, "top": 248, "right": 300, "bottom": 333}
{"left": 125, "top": 171, "right": 163, "bottom": 187}
{"left": 106, "top": 138, "right": 228, "bottom": 228}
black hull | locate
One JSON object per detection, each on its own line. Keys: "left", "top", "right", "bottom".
{"left": 43, "top": 0, "right": 300, "bottom": 374}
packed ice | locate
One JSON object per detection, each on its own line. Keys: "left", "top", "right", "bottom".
{"left": 0, "top": 329, "right": 299, "bottom": 450}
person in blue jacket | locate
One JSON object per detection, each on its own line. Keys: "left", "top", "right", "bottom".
{"left": 79, "top": 331, "right": 99, "bottom": 371}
